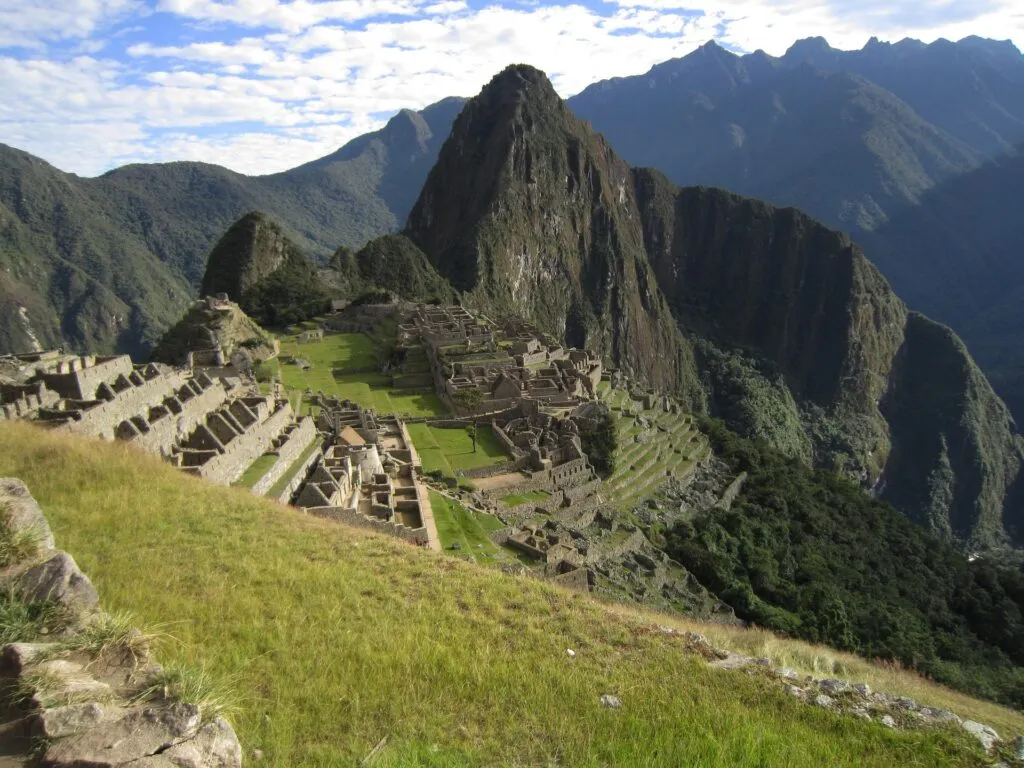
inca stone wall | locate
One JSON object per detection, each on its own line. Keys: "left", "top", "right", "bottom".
{"left": 251, "top": 417, "right": 318, "bottom": 497}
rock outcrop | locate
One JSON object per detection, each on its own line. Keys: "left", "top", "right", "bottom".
{"left": 0, "top": 478, "right": 243, "bottom": 767}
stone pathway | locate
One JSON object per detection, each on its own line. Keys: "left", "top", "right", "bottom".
{"left": 413, "top": 479, "right": 442, "bottom": 552}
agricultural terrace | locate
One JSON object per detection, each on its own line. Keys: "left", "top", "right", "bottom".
{"left": 598, "top": 382, "right": 709, "bottom": 509}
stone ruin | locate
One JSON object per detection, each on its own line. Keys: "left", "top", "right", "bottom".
{"left": 0, "top": 349, "right": 441, "bottom": 551}
{"left": 395, "top": 305, "right": 602, "bottom": 415}
{"left": 0, "top": 349, "right": 318, "bottom": 489}
{"left": 289, "top": 396, "right": 439, "bottom": 549}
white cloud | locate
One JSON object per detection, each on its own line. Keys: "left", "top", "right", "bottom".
{"left": 0, "top": 0, "right": 1021, "bottom": 177}
{"left": 156, "top": 0, "right": 425, "bottom": 31}
{"left": 0, "top": 0, "right": 141, "bottom": 49}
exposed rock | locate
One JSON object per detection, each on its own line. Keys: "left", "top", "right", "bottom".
{"left": 37, "top": 702, "right": 115, "bottom": 739}
{"left": 15, "top": 550, "right": 99, "bottom": 611}
{"left": 710, "top": 653, "right": 771, "bottom": 670}
{"left": 918, "top": 707, "right": 960, "bottom": 725}
{"left": 784, "top": 685, "right": 803, "bottom": 698}
{"left": 818, "top": 679, "right": 852, "bottom": 694}
{"left": 0, "top": 642, "right": 58, "bottom": 676}
{"left": 0, "top": 477, "right": 55, "bottom": 550}
{"left": 850, "top": 707, "right": 871, "bottom": 721}
{"left": 44, "top": 703, "right": 202, "bottom": 766}
{"left": 852, "top": 682, "right": 871, "bottom": 696}
{"left": 813, "top": 694, "right": 837, "bottom": 710}
{"left": 881, "top": 715, "right": 897, "bottom": 729}
{"left": 776, "top": 667, "right": 799, "bottom": 680}
{"left": 892, "top": 696, "right": 919, "bottom": 711}
{"left": 962, "top": 720, "right": 1001, "bottom": 752}
{"left": 599, "top": 694, "right": 622, "bottom": 709}
{"left": 151, "top": 717, "right": 243, "bottom": 768}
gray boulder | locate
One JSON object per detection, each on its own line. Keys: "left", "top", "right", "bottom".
{"left": 813, "top": 694, "right": 836, "bottom": 710}
{"left": 37, "top": 702, "right": 116, "bottom": 739}
{"left": 0, "top": 642, "right": 59, "bottom": 676}
{"left": 0, "top": 477, "right": 55, "bottom": 551}
{"left": 16, "top": 550, "right": 99, "bottom": 610}
{"left": 962, "top": 720, "right": 1000, "bottom": 752}
{"left": 44, "top": 703, "right": 202, "bottom": 766}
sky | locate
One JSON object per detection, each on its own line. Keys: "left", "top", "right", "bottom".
{"left": 1, "top": 0, "right": 1021, "bottom": 177}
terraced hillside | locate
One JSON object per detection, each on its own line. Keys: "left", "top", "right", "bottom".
{"left": 599, "top": 383, "right": 710, "bottom": 509}
{"left": 1, "top": 422, "right": 1019, "bottom": 766}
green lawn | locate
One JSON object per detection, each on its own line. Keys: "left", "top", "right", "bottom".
{"left": 234, "top": 453, "right": 279, "bottom": 489}
{"left": 406, "top": 424, "right": 509, "bottom": 478}
{"left": 281, "top": 330, "right": 378, "bottom": 370}
{"left": 0, "top": 423, "right": 1006, "bottom": 767}
{"left": 429, "top": 490, "right": 505, "bottom": 564}
{"left": 502, "top": 490, "right": 552, "bottom": 507}
{"left": 274, "top": 331, "right": 446, "bottom": 418}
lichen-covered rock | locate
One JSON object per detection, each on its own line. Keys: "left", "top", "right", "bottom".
{"left": 813, "top": 694, "right": 837, "bottom": 709}
{"left": 37, "top": 702, "right": 116, "bottom": 739}
{"left": 15, "top": 550, "right": 99, "bottom": 611}
{"left": 44, "top": 703, "right": 202, "bottom": 767}
{"left": 0, "top": 642, "right": 59, "bottom": 676}
{"left": 155, "top": 717, "right": 244, "bottom": 768}
{"left": 0, "top": 477, "right": 55, "bottom": 550}
{"left": 818, "top": 679, "right": 852, "bottom": 694}
{"left": 962, "top": 720, "right": 1000, "bottom": 752}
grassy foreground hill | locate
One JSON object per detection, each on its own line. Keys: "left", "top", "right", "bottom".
{"left": 1, "top": 422, "right": 1021, "bottom": 766}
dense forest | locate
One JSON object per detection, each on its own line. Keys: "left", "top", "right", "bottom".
{"left": 667, "top": 419, "right": 1024, "bottom": 707}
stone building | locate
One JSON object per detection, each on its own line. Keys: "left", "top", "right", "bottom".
{"left": 293, "top": 396, "right": 438, "bottom": 549}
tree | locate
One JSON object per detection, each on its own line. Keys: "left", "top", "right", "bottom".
{"left": 452, "top": 388, "right": 484, "bottom": 453}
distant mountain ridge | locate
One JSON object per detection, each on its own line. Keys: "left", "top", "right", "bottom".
{"left": 0, "top": 97, "right": 465, "bottom": 357}
{"left": 405, "top": 63, "right": 1024, "bottom": 551}
{"left": 567, "top": 35, "right": 1024, "bottom": 423}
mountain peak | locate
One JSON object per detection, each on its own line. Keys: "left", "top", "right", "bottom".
{"left": 481, "top": 64, "right": 560, "bottom": 105}
{"left": 381, "top": 108, "right": 432, "bottom": 150}
{"left": 200, "top": 211, "right": 300, "bottom": 301}
{"left": 785, "top": 36, "right": 835, "bottom": 57}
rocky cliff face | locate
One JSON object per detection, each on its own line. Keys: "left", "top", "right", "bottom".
{"left": 405, "top": 64, "right": 1024, "bottom": 550}
{"left": 633, "top": 169, "right": 1024, "bottom": 548}
{"left": 405, "top": 66, "right": 700, "bottom": 399}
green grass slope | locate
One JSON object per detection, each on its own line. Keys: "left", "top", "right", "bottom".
{"left": 0, "top": 422, "right": 1006, "bottom": 767}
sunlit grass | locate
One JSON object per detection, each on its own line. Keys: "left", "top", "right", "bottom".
{"left": 0, "top": 423, "right": 1005, "bottom": 767}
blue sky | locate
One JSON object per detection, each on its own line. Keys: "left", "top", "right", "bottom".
{"left": 1, "top": 0, "right": 1020, "bottom": 176}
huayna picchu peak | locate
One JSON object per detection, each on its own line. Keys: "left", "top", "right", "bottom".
{"left": 406, "top": 64, "right": 702, "bottom": 401}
